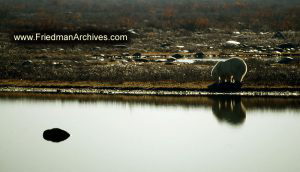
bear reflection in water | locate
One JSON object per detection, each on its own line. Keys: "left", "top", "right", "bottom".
{"left": 211, "top": 96, "right": 246, "bottom": 125}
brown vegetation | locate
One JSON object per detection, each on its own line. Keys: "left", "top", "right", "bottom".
{"left": 0, "top": 55, "right": 300, "bottom": 88}
{"left": 1, "top": 0, "right": 300, "bottom": 32}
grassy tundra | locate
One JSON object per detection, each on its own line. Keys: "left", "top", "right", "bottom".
{"left": 1, "top": 30, "right": 300, "bottom": 90}
{"left": 0, "top": 54, "right": 300, "bottom": 89}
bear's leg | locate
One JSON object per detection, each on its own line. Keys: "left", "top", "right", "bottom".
{"left": 225, "top": 75, "right": 232, "bottom": 83}
{"left": 229, "top": 75, "right": 233, "bottom": 83}
{"left": 233, "top": 74, "right": 242, "bottom": 84}
{"left": 215, "top": 76, "right": 221, "bottom": 84}
{"left": 220, "top": 76, "right": 226, "bottom": 83}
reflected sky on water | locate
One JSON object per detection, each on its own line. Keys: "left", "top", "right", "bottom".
{"left": 0, "top": 93, "right": 300, "bottom": 172}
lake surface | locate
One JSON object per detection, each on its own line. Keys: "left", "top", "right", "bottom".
{"left": 0, "top": 93, "right": 300, "bottom": 172}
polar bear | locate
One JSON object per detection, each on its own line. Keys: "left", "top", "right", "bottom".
{"left": 211, "top": 57, "right": 247, "bottom": 83}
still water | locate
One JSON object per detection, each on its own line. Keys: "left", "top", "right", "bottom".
{"left": 0, "top": 93, "right": 300, "bottom": 172}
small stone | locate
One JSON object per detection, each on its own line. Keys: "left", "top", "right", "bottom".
{"left": 277, "top": 57, "right": 294, "bottom": 64}
{"left": 167, "top": 57, "right": 176, "bottom": 62}
{"left": 272, "top": 32, "right": 285, "bottom": 39}
{"left": 132, "top": 52, "right": 142, "bottom": 58}
{"left": 194, "top": 52, "right": 205, "bottom": 59}
{"left": 22, "top": 60, "right": 33, "bottom": 66}
{"left": 172, "top": 54, "right": 183, "bottom": 59}
{"left": 43, "top": 128, "right": 70, "bottom": 142}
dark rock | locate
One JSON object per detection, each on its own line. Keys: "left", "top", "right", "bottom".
{"left": 91, "top": 46, "right": 101, "bottom": 51}
{"left": 172, "top": 53, "right": 183, "bottom": 59}
{"left": 208, "top": 82, "right": 243, "bottom": 91}
{"left": 134, "top": 58, "right": 149, "bottom": 62}
{"left": 194, "top": 52, "right": 205, "bottom": 59}
{"left": 43, "top": 128, "right": 70, "bottom": 142}
{"left": 161, "top": 43, "right": 171, "bottom": 47}
{"left": 167, "top": 57, "right": 176, "bottom": 62}
{"left": 109, "top": 58, "right": 116, "bottom": 62}
{"left": 277, "top": 57, "right": 294, "bottom": 64}
{"left": 132, "top": 52, "right": 142, "bottom": 58}
{"left": 272, "top": 32, "right": 285, "bottom": 39}
{"left": 278, "top": 43, "right": 297, "bottom": 49}
{"left": 273, "top": 47, "right": 284, "bottom": 52}
{"left": 35, "top": 55, "right": 49, "bottom": 59}
{"left": 256, "top": 46, "right": 265, "bottom": 50}
{"left": 22, "top": 60, "right": 33, "bottom": 66}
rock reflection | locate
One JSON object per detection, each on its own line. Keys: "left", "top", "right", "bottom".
{"left": 211, "top": 96, "right": 246, "bottom": 126}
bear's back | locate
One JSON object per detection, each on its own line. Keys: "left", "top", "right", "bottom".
{"left": 224, "top": 57, "right": 247, "bottom": 73}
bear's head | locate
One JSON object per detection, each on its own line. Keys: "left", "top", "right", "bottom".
{"left": 211, "top": 61, "right": 223, "bottom": 80}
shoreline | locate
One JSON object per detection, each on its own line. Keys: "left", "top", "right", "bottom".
{"left": 1, "top": 80, "right": 300, "bottom": 97}
{"left": 1, "top": 86, "right": 299, "bottom": 97}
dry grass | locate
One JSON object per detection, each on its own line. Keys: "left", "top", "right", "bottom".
{"left": 1, "top": 47, "right": 300, "bottom": 89}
